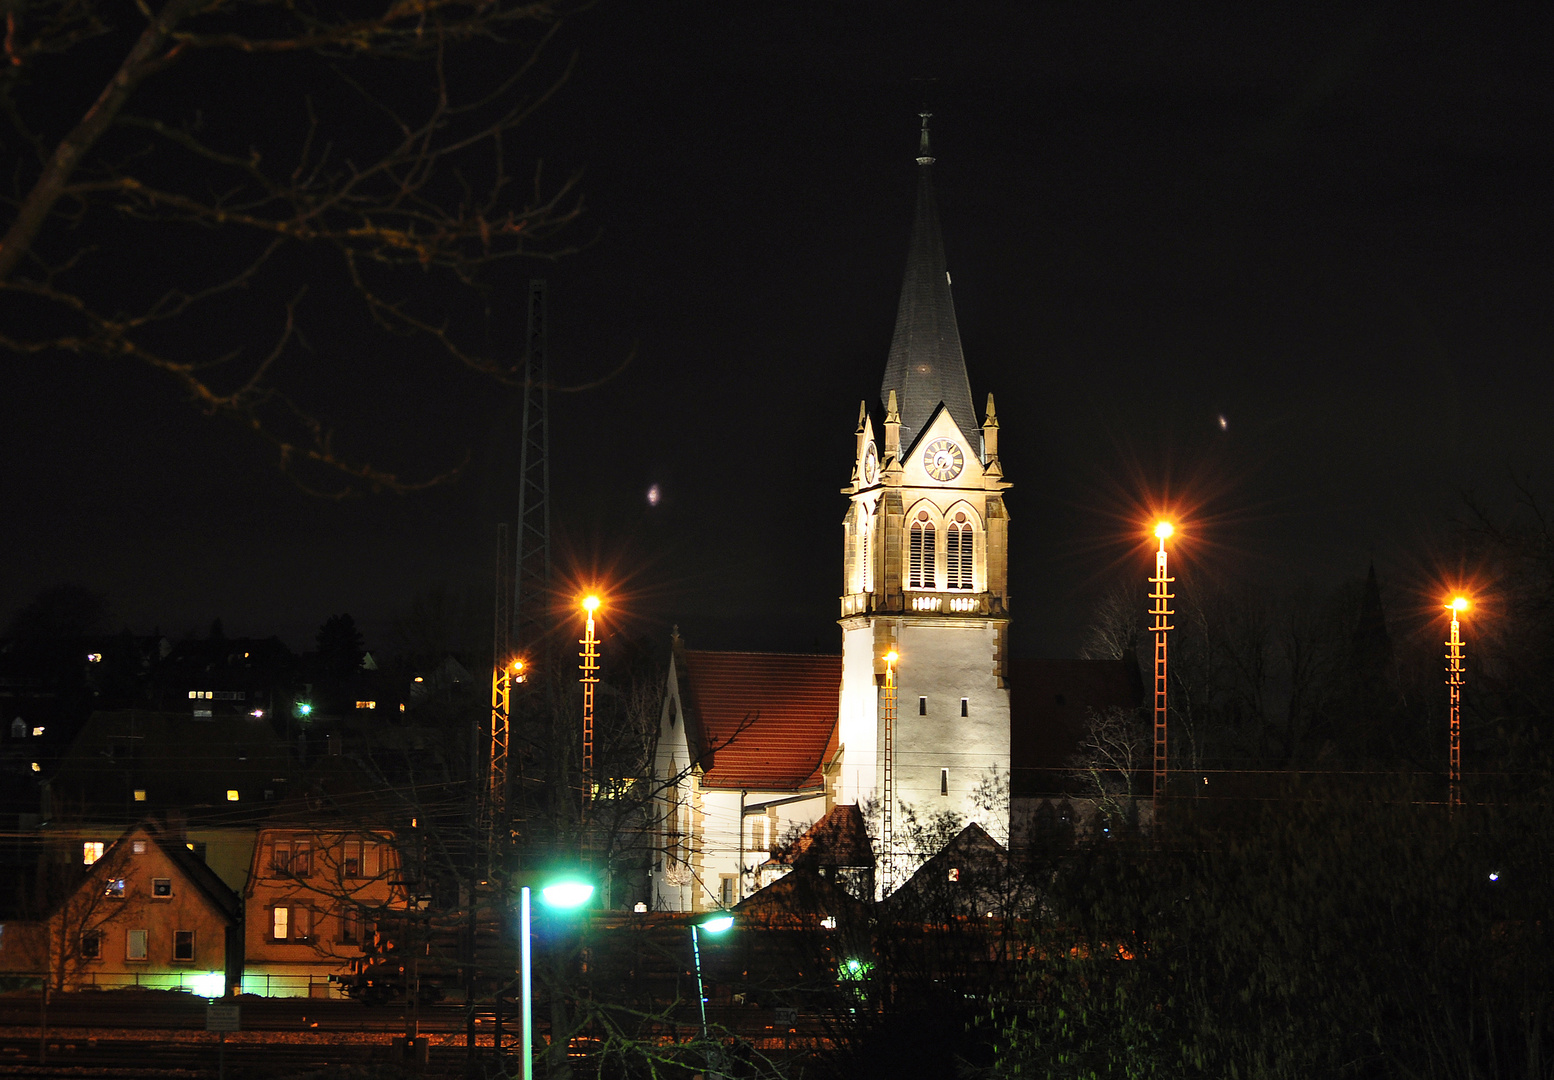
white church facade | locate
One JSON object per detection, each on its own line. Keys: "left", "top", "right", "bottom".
{"left": 650, "top": 118, "right": 1016, "bottom": 911}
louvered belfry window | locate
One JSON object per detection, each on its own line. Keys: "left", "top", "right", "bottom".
{"left": 861, "top": 516, "right": 871, "bottom": 592}
{"left": 946, "top": 512, "right": 974, "bottom": 589}
{"left": 909, "top": 512, "right": 936, "bottom": 589}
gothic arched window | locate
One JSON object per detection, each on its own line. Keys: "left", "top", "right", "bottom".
{"left": 860, "top": 513, "right": 872, "bottom": 593}
{"left": 946, "top": 512, "right": 975, "bottom": 590}
{"left": 909, "top": 511, "right": 936, "bottom": 589}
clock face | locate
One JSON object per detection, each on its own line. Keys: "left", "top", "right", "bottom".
{"left": 862, "top": 443, "right": 878, "bottom": 485}
{"left": 923, "top": 438, "right": 964, "bottom": 482}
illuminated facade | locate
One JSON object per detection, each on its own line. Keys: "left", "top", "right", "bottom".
{"left": 836, "top": 116, "right": 1012, "bottom": 854}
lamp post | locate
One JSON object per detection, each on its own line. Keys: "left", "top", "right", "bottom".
{"left": 880, "top": 649, "right": 898, "bottom": 897}
{"left": 580, "top": 596, "right": 602, "bottom": 805}
{"left": 1446, "top": 596, "right": 1470, "bottom": 810}
{"left": 692, "top": 912, "right": 735, "bottom": 1077}
{"left": 1148, "top": 522, "right": 1175, "bottom": 820}
{"left": 518, "top": 877, "right": 594, "bottom": 1080}
{"left": 488, "top": 658, "right": 525, "bottom": 867}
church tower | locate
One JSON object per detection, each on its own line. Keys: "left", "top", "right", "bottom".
{"left": 837, "top": 116, "right": 1012, "bottom": 861}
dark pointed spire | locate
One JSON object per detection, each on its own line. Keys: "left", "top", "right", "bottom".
{"left": 881, "top": 113, "right": 977, "bottom": 451}
{"left": 1351, "top": 562, "right": 1393, "bottom": 676}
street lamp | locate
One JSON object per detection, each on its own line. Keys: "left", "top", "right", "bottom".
{"left": 519, "top": 876, "right": 594, "bottom": 1080}
{"left": 691, "top": 912, "right": 735, "bottom": 1042}
{"left": 489, "top": 657, "right": 526, "bottom": 866}
{"left": 580, "top": 595, "right": 602, "bottom": 803}
{"left": 881, "top": 649, "right": 898, "bottom": 897}
{"left": 1446, "top": 596, "right": 1470, "bottom": 809}
{"left": 1149, "top": 521, "right": 1176, "bottom": 818}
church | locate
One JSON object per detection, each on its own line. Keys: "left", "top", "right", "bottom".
{"left": 650, "top": 119, "right": 1132, "bottom": 913}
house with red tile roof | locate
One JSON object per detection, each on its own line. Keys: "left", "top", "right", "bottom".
{"left": 652, "top": 636, "right": 842, "bottom": 912}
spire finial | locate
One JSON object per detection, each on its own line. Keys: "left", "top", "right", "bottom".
{"left": 916, "top": 112, "right": 935, "bottom": 166}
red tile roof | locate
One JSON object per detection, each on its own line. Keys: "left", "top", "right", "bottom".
{"left": 777, "top": 804, "right": 875, "bottom": 869}
{"left": 679, "top": 650, "right": 841, "bottom": 790}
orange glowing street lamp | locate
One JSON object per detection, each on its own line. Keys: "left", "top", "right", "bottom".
{"left": 580, "top": 595, "right": 602, "bottom": 803}
{"left": 1445, "top": 596, "right": 1470, "bottom": 809}
{"left": 1148, "top": 521, "right": 1176, "bottom": 817}
{"left": 881, "top": 649, "right": 899, "bottom": 897}
{"left": 488, "top": 655, "right": 528, "bottom": 864}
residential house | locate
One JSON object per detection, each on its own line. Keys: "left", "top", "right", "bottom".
{"left": 241, "top": 770, "right": 406, "bottom": 998}
{"left": 0, "top": 820, "right": 239, "bottom": 994}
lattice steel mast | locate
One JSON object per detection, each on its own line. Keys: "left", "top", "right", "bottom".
{"left": 514, "top": 279, "right": 553, "bottom": 654}
{"left": 489, "top": 281, "right": 553, "bottom": 860}
{"left": 1148, "top": 523, "right": 1175, "bottom": 819}
{"left": 880, "top": 649, "right": 899, "bottom": 896}
{"left": 1446, "top": 596, "right": 1469, "bottom": 809}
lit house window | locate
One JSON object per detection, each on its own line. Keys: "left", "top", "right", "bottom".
{"left": 226, "top": 789, "right": 240, "bottom": 802}
{"left": 31, "top": 726, "right": 45, "bottom": 737}
{"left": 83, "top": 841, "right": 104, "bottom": 866}
{"left": 105, "top": 878, "right": 125, "bottom": 898}
{"left": 355, "top": 700, "right": 376, "bottom": 710}
{"left": 273, "top": 905, "right": 311, "bottom": 942}
{"left": 132, "top": 840, "right": 146, "bottom": 854}
{"left": 134, "top": 789, "right": 147, "bottom": 802}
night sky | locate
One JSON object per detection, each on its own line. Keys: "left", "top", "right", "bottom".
{"left": 3, "top": 4, "right": 1549, "bottom": 663}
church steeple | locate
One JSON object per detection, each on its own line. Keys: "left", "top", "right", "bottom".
{"left": 880, "top": 113, "right": 977, "bottom": 452}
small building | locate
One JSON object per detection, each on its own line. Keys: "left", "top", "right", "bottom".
{"left": 0, "top": 820, "right": 239, "bottom": 994}
{"left": 652, "top": 639, "right": 841, "bottom": 912}
{"left": 240, "top": 768, "right": 406, "bottom": 998}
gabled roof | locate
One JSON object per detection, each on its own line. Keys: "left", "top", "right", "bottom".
{"left": 885, "top": 821, "right": 1034, "bottom": 917}
{"left": 95, "top": 820, "right": 242, "bottom": 922}
{"left": 778, "top": 804, "right": 874, "bottom": 870}
{"left": 1009, "top": 659, "right": 1144, "bottom": 796}
{"left": 676, "top": 650, "right": 841, "bottom": 790}
{"left": 880, "top": 119, "right": 977, "bottom": 452}
{"left": 735, "top": 867, "right": 869, "bottom": 925}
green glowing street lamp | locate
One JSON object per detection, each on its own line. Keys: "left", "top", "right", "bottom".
{"left": 692, "top": 912, "right": 735, "bottom": 1041}
{"left": 520, "top": 876, "right": 594, "bottom": 1080}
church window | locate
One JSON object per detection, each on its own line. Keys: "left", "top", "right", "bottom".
{"left": 861, "top": 516, "right": 871, "bottom": 592}
{"left": 918, "top": 696, "right": 927, "bottom": 716}
{"left": 941, "top": 768, "right": 949, "bottom": 795}
{"left": 909, "top": 512, "right": 936, "bottom": 588}
{"left": 946, "top": 513, "right": 974, "bottom": 589}
{"left": 961, "top": 698, "right": 968, "bottom": 717}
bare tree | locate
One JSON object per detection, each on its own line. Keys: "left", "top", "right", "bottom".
{"left": 1078, "top": 580, "right": 1144, "bottom": 662}
{"left": 1067, "top": 705, "right": 1149, "bottom": 827}
{"left": 0, "top": 0, "right": 607, "bottom": 495}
